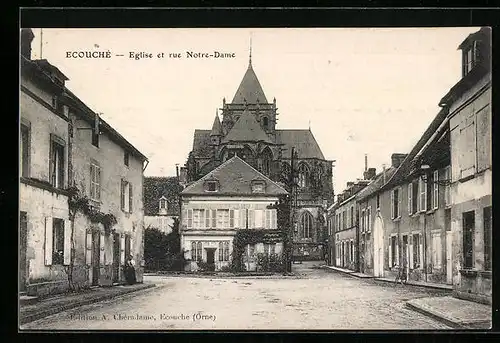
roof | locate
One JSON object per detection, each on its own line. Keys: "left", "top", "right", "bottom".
{"left": 457, "top": 27, "right": 491, "bottom": 50}
{"left": 276, "top": 130, "right": 325, "bottom": 160}
{"left": 210, "top": 114, "right": 223, "bottom": 136}
{"left": 181, "top": 155, "right": 288, "bottom": 196}
{"left": 232, "top": 62, "right": 268, "bottom": 104}
{"left": 143, "top": 176, "right": 183, "bottom": 216}
{"left": 192, "top": 130, "right": 212, "bottom": 158}
{"left": 356, "top": 167, "right": 397, "bottom": 202}
{"left": 33, "top": 59, "right": 69, "bottom": 81}
{"left": 222, "top": 108, "right": 273, "bottom": 143}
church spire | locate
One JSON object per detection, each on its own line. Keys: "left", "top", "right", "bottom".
{"left": 210, "top": 109, "right": 223, "bottom": 137}
{"left": 249, "top": 35, "right": 252, "bottom": 67}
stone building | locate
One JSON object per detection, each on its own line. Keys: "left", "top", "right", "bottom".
{"left": 144, "top": 176, "right": 182, "bottom": 234}
{"left": 441, "top": 27, "right": 492, "bottom": 304}
{"left": 20, "top": 29, "right": 148, "bottom": 297}
{"left": 180, "top": 156, "right": 288, "bottom": 272}
{"left": 183, "top": 53, "right": 334, "bottom": 260}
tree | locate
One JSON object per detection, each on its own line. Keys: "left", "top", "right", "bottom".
{"left": 144, "top": 217, "right": 186, "bottom": 271}
{"left": 268, "top": 195, "right": 292, "bottom": 273}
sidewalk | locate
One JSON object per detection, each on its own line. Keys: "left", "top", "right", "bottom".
{"left": 322, "top": 265, "right": 374, "bottom": 279}
{"left": 19, "top": 282, "right": 156, "bottom": 326}
{"left": 406, "top": 296, "right": 492, "bottom": 329}
{"left": 374, "top": 277, "right": 453, "bottom": 291}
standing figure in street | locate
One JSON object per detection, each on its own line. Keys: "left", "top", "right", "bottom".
{"left": 125, "top": 255, "right": 137, "bottom": 285}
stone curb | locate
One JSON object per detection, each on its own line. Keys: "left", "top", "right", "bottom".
{"left": 405, "top": 301, "right": 491, "bottom": 329}
{"left": 19, "top": 283, "right": 156, "bottom": 326}
{"left": 372, "top": 277, "right": 453, "bottom": 292}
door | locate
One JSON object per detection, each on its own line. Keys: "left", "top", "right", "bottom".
{"left": 19, "top": 212, "right": 28, "bottom": 292}
{"left": 373, "top": 215, "right": 384, "bottom": 277}
{"left": 113, "top": 233, "right": 120, "bottom": 283}
{"left": 92, "top": 231, "right": 100, "bottom": 286}
{"left": 206, "top": 248, "right": 215, "bottom": 271}
{"left": 446, "top": 231, "right": 453, "bottom": 284}
{"left": 402, "top": 235, "right": 409, "bottom": 278}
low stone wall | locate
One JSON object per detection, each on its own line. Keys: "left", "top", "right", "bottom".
{"left": 455, "top": 270, "right": 492, "bottom": 305}
{"left": 27, "top": 266, "right": 89, "bottom": 297}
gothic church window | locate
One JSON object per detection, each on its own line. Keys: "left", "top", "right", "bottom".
{"left": 300, "top": 211, "right": 313, "bottom": 239}
{"left": 298, "top": 163, "right": 310, "bottom": 188}
{"left": 262, "top": 116, "right": 269, "bottom": 130}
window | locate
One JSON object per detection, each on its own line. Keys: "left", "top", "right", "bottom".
{"left": 49, "top": 136, "right": 65, "bottom": 189}
{"left": 412, "top": 233, "right": 422, "bottom": 268}
{"left": 463, "top": 211, "right": 475, "bottom": 269}
{"left": 124, "top": 234, "right": 131, "bottom": 259}
{"left": 432, "top": 170, "right": 439, "bottom": 209}
{"left": 193, "top": 209, "right": 205, "bottom": 228}
{"left": 191, "top": 241, "right": 203, "bottom": 261}
{"left": 412, "top": 180, "right": 419, "bottom": 213}
{"left": 270, "top": 243, "right": 275, "bottom": 255}
{"left": 350, "top": 206, "right": 354, "bottom": 227}
{"left": 476, "top": 103, "right": 491, "bottom": 173}
{"left": 90, "top": 162, "right": 101, "bottom": 202}
{"left": 92, "top": 115, "right": 100, "bottom": 147}
{"left": 376, "top": 194, "right": 380, "bottom": 210}
{"left": 350, "top": 241, "right": 354, "bottom": 262}
{"left": 252, "top": 182, "right": 265, "bottom": 193}
{"left": 124, "top": 151, "right": 130, "bottom": 167}
{"left": 219, "top": 242, "right": 224, "bottom": 261}
{"left": 20, "top": 123, "right": 30, "bottom": 177}
{"left": 484, "top": 207, "right": 492, "bottom": 271}
{"left": 206, "top": 181, "right": 218, "bottom": 192}
{"left": 262, "top": 116, "right": 269, "bottom": 130}
{"left": 462, "top": 41, "right": 481, "bottom": 77}
{"left": 298, "top": 163, "right": 310, "bottom": 188}
{"left": 52, "top": 218, "right": 65, "bottom": 265}
{"left": 419, "top": 178, "right": 427, "bottom": 212}
{"left": 360, "top": 209, "right": 365, "bottom": 232}
{"left": 390, "top": 236, "right": 397, "bottom": 267}
{"left": 342, "top": 211, "right": 346, "bottom": 230}
{"left": 217, "top": 209, "right": 230, "bottom": 228}
{"left": 408, "top": 183, "right": 413, "bottom": 214}
{"left": 366, "top": 207, "right": 371, "bottom": 232}
{"left": 224, "top": 241, "right": 230, "bottom": 261}
{"left": 159, "top": 197, "right": 168, "bottom": 212}
{"left": 121, "top": 179, "right": 133, "bottom": 212}
{"left": 301, "top": 212, "right": 313, "bottom": 239}
{"left": 459, "top": 117, "right": 476, "bottom": 179}
{"left": 391, "top": 187, "right": 400, "bottom": 219}
{"left": 444, "top": 167, "right": 451, "bottom": 206}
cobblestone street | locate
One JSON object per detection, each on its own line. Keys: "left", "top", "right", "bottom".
{"left": 21, "top": 262, "right": 453, "bottom": 330}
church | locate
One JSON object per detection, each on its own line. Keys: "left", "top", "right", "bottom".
{"left": 183, "top": 51, "right": 335, "bottom": 260}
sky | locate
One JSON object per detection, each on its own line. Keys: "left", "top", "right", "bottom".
{"left": 28, "top": 27, "right": 480, "bottom": 194}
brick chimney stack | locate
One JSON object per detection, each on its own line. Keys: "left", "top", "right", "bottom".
{"left": 21, "top": 28, "right": 35, "bottom": 60}
{"left": 364, "top": 167, "right": 376, "bottom": 180}
{"left": 364, "top": 154, "right": 368, "bottom": 172}
{"left": 391, "top": 153, "right": 408, "bottom": 168}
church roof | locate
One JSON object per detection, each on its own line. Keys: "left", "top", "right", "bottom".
{"left": 231, "top": 62, "right": 268, "bottom": 104}
{"left": 222, "top": 108, "right": 273, "bottom": 143}
{"left": 210, "top": 113, "right": 223, "bottom": 136}
{"left": 181, "top": 155, "right": 289, "bottom": 196}
{"left": 276, "top": 130, "right": 325, "bottom": 160}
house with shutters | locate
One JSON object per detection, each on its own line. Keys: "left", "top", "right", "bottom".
{"left": 183, "top": 52, "right": 334, "bottom": 261}
{"left": 19, "top": 29, "right": 148, "bottom": 297}
{"left": 180, "top": 155, "right": 288, "bottom": 272}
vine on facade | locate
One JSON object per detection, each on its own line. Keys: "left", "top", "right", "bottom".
{"left": 67, "top": 186, "right": 117, "bottom": 232}
{"left": 230, "top": 229, "right": 283, "bottom": 272}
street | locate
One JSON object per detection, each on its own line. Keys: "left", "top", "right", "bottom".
{"left": 21, "top": 262, "right": 452, "bottom": 330}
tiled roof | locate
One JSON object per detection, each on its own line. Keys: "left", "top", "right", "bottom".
{"left": 210, "top": 114, "right": 223, "bottom": 136}
{"left": 222, "top": 108, "right": 273, "bottom": 143}
{"left": 144, "top": 176, "right": 183, "bottom": 216}
{"left": 232, "top": 63, "right": 268, "bottom": 104}
{"left": 276, "top": 130, "right": 325, "bottom": 160}
{"left": 192, "top": 129, "right": 212, "bottom": 158}
{"left": 355, "top": 167, "right": 397, "bottom": 202}
{"left": 181, "top": 155, "right": 288, "bottom": 196}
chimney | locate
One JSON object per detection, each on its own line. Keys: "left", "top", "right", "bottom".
{"left": 364, "top": 154, "right": 368, "bottom": 172}
{"left": 175, "top": 164, "right": 180, "bottom": 178}
{"left": 364, "top": 167, "right": 376, "bottom": 180}
{"left": 391, "top": 153, "right": 408, "bottom": 168}
{"left": 382, "top": 164, "right": 387, "bottom": 184}
{"left": 347, "top": 181, "right": 354, "bottom": 188}
{"left": 21, "top": 28, "right": 35, "bottom": 60}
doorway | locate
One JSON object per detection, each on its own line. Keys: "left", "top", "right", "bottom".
{"left": 446, "top": 231, "right": 453, "bottom": 284}
{"left": 91, "top": 231, "right": 101, "bottom": 286}
{"left": 373, "top": 215, "right": 385, "bottom": 277}
{"left": 206, "top": 248, "right": 216, "bottom": 271}
{"left": 113, "top": 233, "right": 120, "bottom": 283}
{"left": 20, "top": 212, "right": 28, "bottom": 292}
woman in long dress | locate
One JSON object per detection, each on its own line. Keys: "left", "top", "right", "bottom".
{"left": 125, "top": 255, "right": 137, "bottom": 285}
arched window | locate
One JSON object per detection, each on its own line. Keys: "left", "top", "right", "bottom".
{"left": 259, "top": 148, "right": 273, "bottom": 176}
{"left": 298, "top": 163, "right": 310, "bottom": 188}
{"left": 300, "top": 212, "right": 314, "bottom": 239}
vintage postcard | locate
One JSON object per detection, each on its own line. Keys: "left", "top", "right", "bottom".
{"left": 19, "top": 26, "right": 492, "bottom": 330}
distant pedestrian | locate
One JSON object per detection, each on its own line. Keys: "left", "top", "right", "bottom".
{"left": 125, "top": 255, "right": 137, "bottom": 285}
{"left": 324, "top": 253, "right": 329, "bottom": 265}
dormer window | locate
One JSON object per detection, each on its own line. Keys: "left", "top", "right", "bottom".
{"left": 251, "top": 180, "right": 266, "bottom": 193}
{"left": 159, "top": 196, "right": 168, "bottom": 214}
{"left": 204, "top": 180, "right": 219, "bottom": 192}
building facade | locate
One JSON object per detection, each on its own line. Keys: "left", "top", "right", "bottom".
{"left": 144, "top": 176, "right": 182, "bottom": 234}
{"left": 442, "top": 27, "right": 492, "bottom": 304}
{"left": 20, "top": 29, "right": 148, "bottom": 297}
{"left": 183, "top": 55, "right": 334, "bottom": 260}
{"left": 180, "top": 156, "right": 288, "bottom": 272}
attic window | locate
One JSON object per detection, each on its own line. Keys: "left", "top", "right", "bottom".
{"left": 462, "top": 40, "right": 483, "bottom": 77}
{"left": 251, "top": 181, "right": 266, "bottom": 193}
{"left": 159, "top": 197, "right": 168, "bottom": 214}
{"left": 205, "top": 180, "right": 219, "bottom": 192}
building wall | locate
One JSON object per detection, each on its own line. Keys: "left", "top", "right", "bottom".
{"left": 180, "top": 196, "right": 281, "bottom": 271}
{"left": 70, "top": 112, "right": 145, "bottom": 284}
{"left": 332, "top": 197, "right": 358, "bottom": 269}
{"left": 145, "top": 215, "right": 176, "bottom": 234}
{"left": 449, "top": 76, "right": 492, "bottom": 304}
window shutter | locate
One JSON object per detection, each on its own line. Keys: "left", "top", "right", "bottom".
{"left": 249, "top": 209, "right": 255, "bottom": 228}
{"left": 49, "top": 136, "right": 55, "bottom": 186}
{"left": 391, "top": 190, "right": 394, "bottom": 219}
{"left": 265, "top": 210, "right": 271, "bottom": 229}
{"left": 63, "top": 219, "right": 71, "bottom": 265}
{"left": 423, "top": 180, "right": 428, "bottom": 211}
{"left": 388, "top": 239, "right": 392, "bottom": 267}
{"left": 130, "top": 237, "right": 134, "bottom": 258}
{"left": 408, "top": 184, "right": 412, "bottom": 214}
{"left": 409, "top": 242, "right": 414, "bottom": 269}
{"left": 230, "top": 209, "right": 235, "bottom": 228}
{"left": 234, "top": 209, "right": 239, "bottom": 228}
{"left": 84, "top": 230, "right": 92, "bottom": 265}
{"left": 419, "top": 238, "right": 423, "bottom": 268}
{"left": 182, "top": 208, "right": 188, "bottom": 226}
{"left": 96, "top": 166, "right": 101, "bottom": 200}
{"left": 398, "top": 187, "right": 402, "bottom": 217}
{"left": 187, "top": 209, "right": 193, "bottom": 228}
{"left": 239, "top": 209, "right": 246, "bottom": 228}
{"left": 271, "top": 210, "right": 277, "bottom": 230}
{"left": 120, "top": 179, "right": 125, "bottom": 210}
{"left": 100, "top": 232, "right": 105, "bottom": 265}
{"left": 44, "top": 217, "right": 53, "bottom": 266}
{"left": 205, "top": 209, "right": 211, "bottom": 228}
{"left": 395, "top": 242, "right": 399, "bottom": 266}
{"left": 211, "top": 209, "right": 217, "bottom": 228}
{"left": 129, "top": 183, "right": 133, "bottom": 213}
{"left": 120, "top": 234, "right": 125, "bottom": 264}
